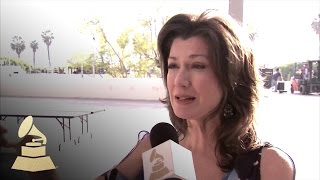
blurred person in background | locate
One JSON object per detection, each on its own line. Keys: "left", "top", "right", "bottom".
{"left": 272, "top": 68, "right": 283, "bottom": 92}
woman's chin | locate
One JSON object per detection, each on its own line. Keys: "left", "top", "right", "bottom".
{"left": 174, "top": 110, "right": 193, "bottom": 120}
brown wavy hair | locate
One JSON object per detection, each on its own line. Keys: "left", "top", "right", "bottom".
{"left": 157, "top": 10, "right": 261, "bottom": 172}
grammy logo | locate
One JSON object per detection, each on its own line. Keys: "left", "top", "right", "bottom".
{"left": 149, "top": 149, "right": 170, "bottom": 180}
{"left": 11, "top": 116, "right": 56, "bottom": 172}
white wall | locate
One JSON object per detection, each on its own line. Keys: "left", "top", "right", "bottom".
{"left": 0, "top": 73, "right": 166, "bottom": 101}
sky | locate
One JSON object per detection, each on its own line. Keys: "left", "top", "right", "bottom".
{"left": 1, "top": 0, "right": 319, "bottom": 68}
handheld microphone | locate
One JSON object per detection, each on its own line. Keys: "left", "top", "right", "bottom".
{"left": 149, "top": 122, "right": 179, "bottom": 147}
{"left": 142, "top": 122, "right": 196, "bottom": 180}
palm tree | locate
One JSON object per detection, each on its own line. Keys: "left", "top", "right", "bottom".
{"left": 249, "top": 32, "right": 258, "bottom": 41}
{"left": 10, "top": 36, "right": 25, "bottom": 58}
{"left": 41, "top": 30, "right": 54, "bottom": 67}
{"left": 311, "top": 14, "right": 320, "bottom": 59}
{"left": 30, "top": 40, "right": 39, "bottom": 67}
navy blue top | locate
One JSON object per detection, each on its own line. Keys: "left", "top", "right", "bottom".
{"left": 273, "top": 72, "right": 282, "bottom": 80}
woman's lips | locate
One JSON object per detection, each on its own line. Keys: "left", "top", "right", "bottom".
{"left": 175, "top": 95, "right": 196, "bottom": 105}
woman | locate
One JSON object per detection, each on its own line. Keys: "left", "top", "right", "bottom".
{"left": 157, "top": 9, "right": 295, "bottom": 180}
{"left": 97, "top": 10, "right": 295, "bottom": 180}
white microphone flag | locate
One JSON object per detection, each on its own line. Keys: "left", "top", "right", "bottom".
{"left": 142, "top": 140, "right": 196, "bottom": 180}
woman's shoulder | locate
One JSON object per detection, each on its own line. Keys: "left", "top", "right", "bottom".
{"left": 260, "top": 144, "right": 295, "bottom": 180}
{"left": 261, "top": 145, "right": 294, "bottom": 166}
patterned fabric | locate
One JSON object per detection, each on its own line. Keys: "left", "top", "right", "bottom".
{"left": 224, "top": 169, "right": 238, "bottom": 180}
{"left": 234, "top": 142, "right": 295, "bottom": 180}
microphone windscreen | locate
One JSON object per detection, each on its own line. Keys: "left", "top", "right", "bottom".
{"left": 150, "top": 122, "right": 178, "bottom": 148}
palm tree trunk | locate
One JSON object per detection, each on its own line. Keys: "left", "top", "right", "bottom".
{"left": 33, "top": 52, "right": 36, "bottom": 67}
{"left": 318, "top": 32, "right": 320, "bottom": 60}
{"left": 47, "top": 45, "right": 51, "bottom": 67}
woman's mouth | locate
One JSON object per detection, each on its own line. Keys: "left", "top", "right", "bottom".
{"left": 175, "top": 95, "right": 196, "bottom": 104}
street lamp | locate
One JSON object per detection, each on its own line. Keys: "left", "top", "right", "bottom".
{"left": 228, "top": 0, "right": 244, "bottom": 24}
{"left": 92, "top": 35, "right": 96, "bottom": 77}
{"left": 311, "top": 14, "right": 320, "bottom": 59}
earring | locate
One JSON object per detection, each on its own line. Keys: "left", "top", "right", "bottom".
{"left": 223, "top": 104, "right": 234, "bottom": 118}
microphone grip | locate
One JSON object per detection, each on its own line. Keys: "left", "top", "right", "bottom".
{"left": 109, "top": 168, "right": 118, "bottom": 180}
{"left": 103, "top": 168, "right": 128, "bottom": 180}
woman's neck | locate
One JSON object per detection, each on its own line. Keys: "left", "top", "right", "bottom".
{"left": 180, "top": 119, "right": 225, "bottom": 180}
{"left": 182, "top": 118, "right": 219, "bottom": 152}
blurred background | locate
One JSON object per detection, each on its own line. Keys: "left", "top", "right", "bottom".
{"left": 1, "top": 0, "right": 319, "bottom": 180}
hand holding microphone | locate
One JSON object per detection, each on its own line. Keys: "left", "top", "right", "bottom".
{"left": 99, "top": 123, "right": 173, "bottom": 180}
{"left": 142, "top": 122, "right": 196, "bottom": 180}
{"left": 97, "top": 122, "right": 195, "bottom": 180}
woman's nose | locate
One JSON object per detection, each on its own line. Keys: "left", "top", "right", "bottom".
{"left": 175, "top": 68, "right": 191, "bottom": 88}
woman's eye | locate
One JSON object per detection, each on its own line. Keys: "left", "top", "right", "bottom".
{"left": 168, "top": 63, "right": 178, "bottom": 69}
{"left": 192, "top": 64, "right": 206, "bottom": 69}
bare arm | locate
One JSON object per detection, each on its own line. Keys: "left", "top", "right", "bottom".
{"left": 95, "top": 134, "right": 151, "bottom": 180}
{"left": 260, "top": 147, "right": 295, "bottom": 180}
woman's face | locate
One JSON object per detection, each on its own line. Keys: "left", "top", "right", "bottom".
{"left": 167, "top": 36, "right": 223, "bottom": 121}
